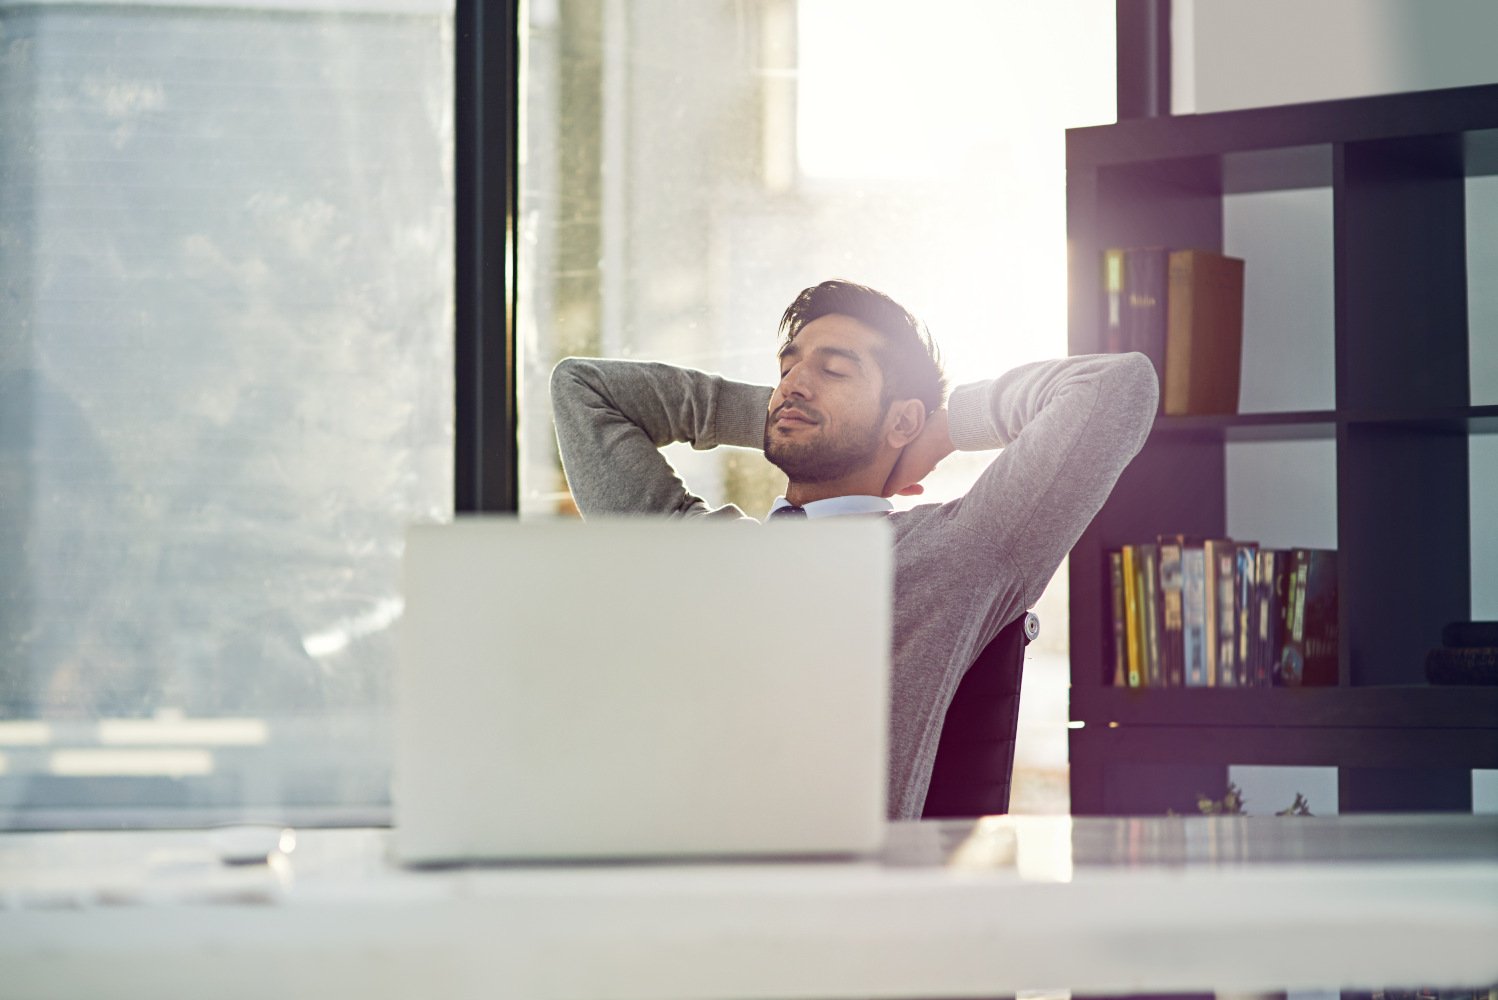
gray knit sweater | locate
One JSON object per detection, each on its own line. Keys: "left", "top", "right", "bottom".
{"left": 550, "top": 352, "right": 1159, "bottom": 818}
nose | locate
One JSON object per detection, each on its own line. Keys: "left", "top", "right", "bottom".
{"left": 779, "top": 359, "right": 811, "bottom": 400}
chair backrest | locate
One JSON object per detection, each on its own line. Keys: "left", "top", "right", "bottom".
{"left": 920, "top": 612, "right": 1036, "bottom": 819}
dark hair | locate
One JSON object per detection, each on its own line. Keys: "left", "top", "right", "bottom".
{"left": 776, "top": 279, "right": 947, "bottom": 413}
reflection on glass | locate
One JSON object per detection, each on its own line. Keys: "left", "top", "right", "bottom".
{"left": 0, "top": 2, "right": 454, "bottom": 827}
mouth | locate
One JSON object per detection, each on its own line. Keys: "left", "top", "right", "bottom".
{"left": 772, "top": 404, "right": 817, "bottom": 428}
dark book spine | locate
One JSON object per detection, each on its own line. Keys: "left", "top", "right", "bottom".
{"left": 1281, "top": 548, "right": 1339, "bottom": 686}
{"left": 1424, "top": 646, "right": 1498, "bottom": 685}
{"left": 1158, "top": 541, "right": 1185, "bottom": 687}
{"left": 1271, "top": 550, "right": 1294, "bottom": 685}
{"left": 1275, "top": 551, "right": 1303, "bottom": 686}
{"left": 1108, "top": 549, "right": 1127, "bottom": 686}
{"left": 1139, "top": 544, "right": 1163, "bottom": 688}
{"left": 1256, "top": 550, "right": 1286, "bottom": 688}
{"left": 1441, "top": 621, "right": 1498, "bottom": 648}
{"left": 1122, "top": 247, "right": 1169, "bottom": 408}
{"left": 1205, "top": 539, "right": 1236, "bottom": 687}
{"left": 1300, "top": 549, "right": 1339, "bottom": 686}
{"left": 1234, "top": 543, "right": 1258, "bottom": 687}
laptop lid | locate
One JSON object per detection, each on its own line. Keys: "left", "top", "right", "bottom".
{"left": 393, "top": 517, "right": 890, "bottom": 864}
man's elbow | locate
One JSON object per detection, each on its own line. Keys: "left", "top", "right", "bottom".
{"left": 1109, "top": 351, "right": 1160, "bottom": 449}
{"left": 550, "top": 356, "right": 586, "bottom": 393}
{"left": 550, "top": 356, "right": 606, "bottom": 407}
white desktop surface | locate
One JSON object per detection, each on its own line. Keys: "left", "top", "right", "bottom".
{"left": 2, "top": 815, "right": 1496, "bottom": 1000}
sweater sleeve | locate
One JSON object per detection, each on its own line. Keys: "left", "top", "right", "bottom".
{"left": 942, "top": 351, "right": 1158, "bottom": 606}
{"left": 550, "top": 357, "right": 773, "bottom": 517}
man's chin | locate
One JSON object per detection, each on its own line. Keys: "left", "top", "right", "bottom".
{"left": 766, "top": 444, "right": 858, "bottom": 485}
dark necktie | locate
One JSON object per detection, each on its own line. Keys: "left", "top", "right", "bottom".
{"left": 767, "top": 504, "right": 807, "bottom": 521}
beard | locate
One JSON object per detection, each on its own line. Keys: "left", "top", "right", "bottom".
{"left": 763, "top": 405, "right": 884, "bottom": 484}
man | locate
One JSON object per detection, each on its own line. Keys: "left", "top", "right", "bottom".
{"left": 551, "top": 279, "right": 1158, "bottom": 819}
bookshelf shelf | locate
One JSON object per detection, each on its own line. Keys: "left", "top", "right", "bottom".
{"left": 1153, "top": 411, "right": 1338, "bottom": 442}
{"left": 1066, "top": 82, "right": 1498, "bottom": 816}
{"left": 1151, "top": 404, "right": 1498, "bottom": 441}
{"left": 1072, "top": 685, "right": 1498, "bottom": 731}
{"left": 1343, "top": 403, "right": 1498, "bottom": 434}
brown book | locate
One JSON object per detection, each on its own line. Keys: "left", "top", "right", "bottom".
{"left": 1163, "top": 249, "right": 1245, "bottom": 416}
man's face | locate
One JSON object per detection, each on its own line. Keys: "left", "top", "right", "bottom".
{"left": 764, "top": 314, "right": 890, "bottom": 484}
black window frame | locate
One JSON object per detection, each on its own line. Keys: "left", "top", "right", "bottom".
{"left": 454, "top": 0, "right": 520, "bottom": 514}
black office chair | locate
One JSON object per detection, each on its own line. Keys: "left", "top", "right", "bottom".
{"left": 920, "top": 611, "right": 1039, "bottom": 819}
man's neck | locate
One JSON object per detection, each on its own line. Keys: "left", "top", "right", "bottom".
{"left": 786, "top": 473, "right": 887, "bottom": 506}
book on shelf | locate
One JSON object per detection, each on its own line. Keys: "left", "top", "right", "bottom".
{"left": 1278, "top": 548, "right": 1339, "bottom": 687}
{"left": 1120, "top": 545, "right": 1143, "bottom": 687}
{"left": 1138, "top": 543, "right": 1164, "bottom": 688}
{"left": 1181, "top": 543, "right": 1207, "bottom": 686}
{"left": 1164, "top": 249, "right": 1245, "bottom": 416}
{"left": 1122, "top": 247, "right": 1168, "bottom": 399}
{"left": 1205, "top": 538, "right": 1237, "bottom": 687}
{"left": 1439, "top": 620, "right": 1498, "bottom": 648}
{"left": 1234, "top": 542, "right": 1258, "bottom": 687}
{"left": 1100, "top": 246, "right": 1245, "bottom": 417}
{"left": 1104, "top": 540, "right": 1338, "bottom": 689}
{"left": 1158, "top": 540, "right": 1185, "bottom": 688}
{"left": 1426, "top": 620, "right": 1498, "bottom": 687}
{"left": 1107, "top": 549, "right": 1128, "bottom": 686}
{"left": 1257, "top": 549, "right": 1294, "bottom": 688}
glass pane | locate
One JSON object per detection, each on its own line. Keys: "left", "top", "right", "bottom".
{"left": 520, "top": 0, "right": 1114, "bottom": 812}
{"left": 0, "top": 2, "right": 454, "bottom": 828}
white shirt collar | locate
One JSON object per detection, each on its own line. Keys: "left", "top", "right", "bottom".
{"left": 766, "top": 495, "right": 893, "bottom": 520}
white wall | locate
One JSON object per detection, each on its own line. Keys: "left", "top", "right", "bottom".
{"left": 1182, "top": 0, "right": 1498, "bottom": 618}
{"left": 1173, "top": 0, "right": 1498, "bottom": 115}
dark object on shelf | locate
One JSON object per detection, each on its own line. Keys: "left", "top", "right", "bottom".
{"left": 1122, "top": 247, "right": 1169, "bottom": 402}
{"left": 1277, "top": 549, "right": 1338, "bottom": 687}
{"left": 1424, "top": 646, "right": 1498, "bottom": 686}
{"left": 1440, "top": 621, "right": 1498, "bottom": 649}
{"left": 1275, "top": 792, "right": 1314, "bottom": 817}
{"left": 1164, "top": 249, "right": 1245, "bottom": 416}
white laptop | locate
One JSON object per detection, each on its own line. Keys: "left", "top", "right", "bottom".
{"left": 393, "top": 516, "right": 891, "bottom": 864}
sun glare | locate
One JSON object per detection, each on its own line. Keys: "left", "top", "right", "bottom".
{"left": 797, "top": 0, "right": 1115, "bottom": 388}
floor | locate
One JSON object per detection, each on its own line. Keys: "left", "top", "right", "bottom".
{"left": 1010, "top": 649, "right": 1070, "bottom": 815}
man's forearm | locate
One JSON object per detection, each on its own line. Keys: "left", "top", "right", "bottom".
{"left": 550, "top": 357, "right": 771, "bottom": 517}
{"left": 946, "top": 352, "right": 1155, "bottom": 453}
{"left": 945, "top": 352, "right": 1159, "bottom": 605}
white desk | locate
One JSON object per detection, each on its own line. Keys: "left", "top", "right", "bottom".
{"left": 3, "top": 815, "right": 1496, "bottom": 999}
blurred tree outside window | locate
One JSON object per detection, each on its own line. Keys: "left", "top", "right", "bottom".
{"left": 0, "top": 1, "right": 454, "bottom": 828}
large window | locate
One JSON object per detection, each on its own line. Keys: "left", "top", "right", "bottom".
{"left": 0, "top": 1, "right": 454, "bottom": 828}
{"left": 519, "top": 0, "right": 1115, "bottom": 811}
{"left": 0, "top": 0, "right": 1114, "bottom": 827}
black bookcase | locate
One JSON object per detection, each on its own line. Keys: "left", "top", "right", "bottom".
{"left": 1065, "top": 83, "right": 1498, "bottom": 816}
